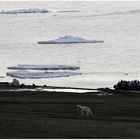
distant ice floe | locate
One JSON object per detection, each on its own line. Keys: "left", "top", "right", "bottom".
{"left": 8, "top": 64, "right": 80, "bottom": 70}
{"left": 6, "top": 70, "right": 81, "bottom": 79}
{"left": 0, "top": 8, "right": 79, "bottom": 15}
{"left": 0, "top": 8, "right": 49, "bottom": 14}
{"left": 38, "top": 35, "right": 104, "bottom": 44}
{"left": 52, "top": 10, "right": 79, "bottom": 13}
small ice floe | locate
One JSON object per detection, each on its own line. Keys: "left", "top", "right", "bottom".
{"left": 51, "top": 10, "right": 79, "bottom": 13}
{"left": 38, "top": 35, "right": 104, "bottom": 44}
{"left": 0, "top": 8, "right": 49, "bottom": 15}
{"left": 8, "top": 64, "right": 80, "bottom": 70}
{"left": 6, "top": 70, "right": 81, "bottom": 79}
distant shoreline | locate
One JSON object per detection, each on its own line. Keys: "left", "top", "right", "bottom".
{"left": 0, "top": 82, "right": 140, "bottom": 96}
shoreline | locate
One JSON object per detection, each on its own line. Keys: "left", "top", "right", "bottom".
{"left": 0, "top": 81, "right": 98, "bottom": 93}
{"left": 0, "top": 81, "right": 140, "bottom": 96}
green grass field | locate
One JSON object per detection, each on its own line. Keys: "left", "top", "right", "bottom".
{"left": 0, "top": 91, "right": 140, "bottom": 138}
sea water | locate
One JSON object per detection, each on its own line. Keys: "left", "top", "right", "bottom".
{"left": 0, "top": 1, "right": 140, "bottom": 89}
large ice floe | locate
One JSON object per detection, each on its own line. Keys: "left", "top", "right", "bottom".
{"left": 7, "top": 64, "right": 81, "bottom": 79}
{"left": 8, "top": 64, "right": 80, "bottom": 70}
{"left": 0, "top": 8, "right": 49, "bottom": 14}
{"left": 6, "top": 70, "right": 81, "bottom": 79}
{"left": 38, "top": 35, "right": 104, "bottom": 44}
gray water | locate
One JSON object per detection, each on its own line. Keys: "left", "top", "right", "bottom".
{"left": 0, "top": 1, "right": 140, "bottom": 89}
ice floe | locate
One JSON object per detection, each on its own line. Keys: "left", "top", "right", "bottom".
{"left": 8, "top": 64, "right": 80, "bottom": 70}
{"left": 0, "top": 9, "right": 79, "bottom": 15}
{"left": 6, "top": 70, "right": 81, "bottom": 79}
{"left": 0, "top": 8, "right": 49, "bottom": 14}
{"left": 52, "top": 10, "right": 79, "bottom": 13}
{"left": 57, "top": 10, "right": 79, "bottom": 13}
{"left": 38, "top": 35, "right": 104, "bottom": 44}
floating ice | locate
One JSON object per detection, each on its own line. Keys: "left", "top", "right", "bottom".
{"left": 0, "top": 8, "right": 49, "bottom": 14}
{"left": 0, "top": 9, "right": 79, "bottom": 15}
{"left": 8, "top": 64, "right": 80, "bottom": 70}
{"left": 51, "top": 10, "right": 79, "bottom": 13}
{"left": 38, "top": 35, "right": 104, "bottom": 44}
{"left": 6, "top": 70, "right": 81, "bottom": 79}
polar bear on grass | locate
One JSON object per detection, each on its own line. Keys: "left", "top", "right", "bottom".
{"left": 77, "top": 104, "right": 93, "bottom": 117}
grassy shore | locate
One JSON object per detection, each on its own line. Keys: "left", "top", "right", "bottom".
{"left": 0, "top": 90, "right": 140, "bottom": 138}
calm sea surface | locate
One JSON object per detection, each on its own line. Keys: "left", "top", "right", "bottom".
{"left": 0, "top": 1, "right": 140, "bottom": 89}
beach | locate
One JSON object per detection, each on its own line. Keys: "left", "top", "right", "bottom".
{"left": 0, "top": 88, "right": 140, "bottom": 138}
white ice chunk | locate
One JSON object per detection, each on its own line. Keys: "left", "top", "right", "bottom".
{"left": 6, "top": 70, "right": 81, "bottom": 79}
{"left": 0, "top": 9, "right": 79, "bottom": 15}
{"left": 38, "top": 35, "right": 104, "bottom": 44}
{"left": 8, "top": 64, "right": 80, "bottom": 70}
{"left": 0, "top": 8, "right": 49, "bottom": 14}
